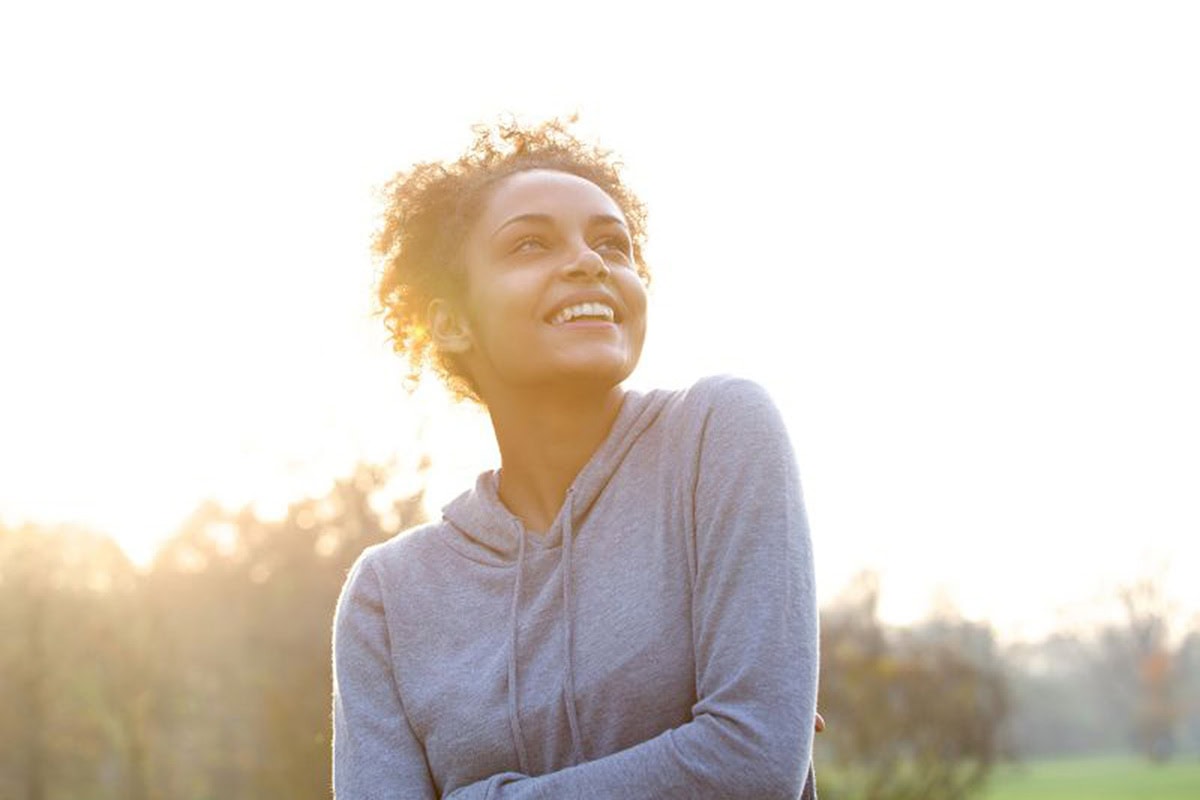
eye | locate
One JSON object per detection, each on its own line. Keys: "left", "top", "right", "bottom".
{"left": 510, "top": 235, "right": 548, "bottom": 255}
{"left": 593, "top": 235, "right": 633, "bottom": 262}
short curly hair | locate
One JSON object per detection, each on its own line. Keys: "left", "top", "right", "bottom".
{"left": 373, "top": 117, "right": 650, "bottom": 402}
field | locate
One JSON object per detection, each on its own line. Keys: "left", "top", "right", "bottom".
{"left": 981, "top": 756, "right": 1200, "bottom": 800}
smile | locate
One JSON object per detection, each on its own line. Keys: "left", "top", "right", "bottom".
{"left": 549, "top": 302, "right": 616, "bottom": 325}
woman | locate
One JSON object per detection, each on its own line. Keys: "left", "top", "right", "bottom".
{"left": 333, "top": 119, "right": 819, "bottom": 799}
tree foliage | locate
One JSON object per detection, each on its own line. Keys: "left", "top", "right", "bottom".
{"left": 1003, "top": 576, "right": 1199, "bottom": 763}
{"left": 814, "top": 573, "right": 1010, "bottom": 800}
{"left": 1102, "top": 578, "right": 1182, "bottom": 761}
{"left": 0, "top": 462, "right": 423, "bottom": 800}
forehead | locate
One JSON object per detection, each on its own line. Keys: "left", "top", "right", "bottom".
{"left": 476, "top": 169, "right": 626, "bottom": 231}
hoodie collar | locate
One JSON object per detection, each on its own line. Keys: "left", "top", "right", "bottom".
{"left": 441, "top": 385, "right": 672, "bottom": 561}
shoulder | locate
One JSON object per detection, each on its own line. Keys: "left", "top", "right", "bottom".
{"left": 686, "top": 374, "right": 777, "bottom": 410}
{"left": 339, "top": 520, "right": 452, "bottom": 600}
{"left": 647, "top": 374, "right": 777, "bottom": 422}
{"left": 683, "top": 375, "right": 798, "bottom": 470}
{"left": 638, "top": 375, "right": 793, "bottom": 476}
{"left": 334, "top": 520, "right": 467, "bottom": 643}
{"left": 355, "top": 519, "right": 453, "bottom": 577}
{"left": 675, "top": 374, "right": 788, "bottom": 437}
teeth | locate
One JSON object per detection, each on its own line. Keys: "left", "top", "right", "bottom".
{"left": 551, "top": 302, "right": 615, "bottom": 325}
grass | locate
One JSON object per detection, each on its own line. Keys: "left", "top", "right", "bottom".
{"left": 981, "top": 755, "right": 1200, "bottom": 800}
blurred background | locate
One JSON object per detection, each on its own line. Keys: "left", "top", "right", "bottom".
{"left": 1, "top": 1, "right": 1197, "bottom": 798}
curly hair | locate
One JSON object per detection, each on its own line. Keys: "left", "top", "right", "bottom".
{"left": 373, "top": 117, "right": 650, "bottom": 402}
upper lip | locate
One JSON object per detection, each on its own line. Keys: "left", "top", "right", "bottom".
{"left": 544, "top": 290, "right": 625, "bottom": 323}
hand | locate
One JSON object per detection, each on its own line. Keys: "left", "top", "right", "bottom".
{"left": 814, "top": 712, "right": 825, "bottom": 733}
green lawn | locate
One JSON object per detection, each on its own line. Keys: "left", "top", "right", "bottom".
{"left": 981, "top": 756, "right": 1200, "bottom": 800}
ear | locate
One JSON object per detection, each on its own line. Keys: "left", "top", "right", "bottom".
{"left": 428, "top": 298, "right": 473, "bottom": 354}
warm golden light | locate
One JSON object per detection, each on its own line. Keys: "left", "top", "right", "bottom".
{"left": 3, "top": 4, "right": 1200, "bottom": 796}
{"left": 1, "top": 1, "right": 1198, "bottom": 638}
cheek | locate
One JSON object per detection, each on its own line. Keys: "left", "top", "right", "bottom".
{"left": 463, "top": 277, "right": 535, "bottom": 346}
{"left": 623, "top": 277, "right": 650, "bottom": 321}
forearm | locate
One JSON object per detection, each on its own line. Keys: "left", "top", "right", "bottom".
{"left": 445, "top": 706, "right": 815, "bottom": 800}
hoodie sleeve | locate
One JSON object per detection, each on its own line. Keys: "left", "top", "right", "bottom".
{"left": 445, "top": 377, "right": 819, "bottom": 800}
{"left": 333, "top": 552, "right": 438, "bottom": 800}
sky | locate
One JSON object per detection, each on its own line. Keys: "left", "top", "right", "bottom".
{"left": 2, "top": 1, "right": 1198, "bottom": 641}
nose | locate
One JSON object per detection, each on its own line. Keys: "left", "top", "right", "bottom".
{"left": 563, "top": 246, "right": 610, "bottom": 281}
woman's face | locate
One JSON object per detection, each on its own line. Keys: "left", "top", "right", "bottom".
{"left": 448, "top": 169, "right": 648, "bottom": 399}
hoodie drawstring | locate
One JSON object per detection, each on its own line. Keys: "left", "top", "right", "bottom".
{"left": 506, "top": 519, "right": 531, "bottom": 773}
{"left": 561, "top": 488, "right": 585, "bottom": 765}
{"left": 505, "top": 490, "right": 585, "bottom": 772}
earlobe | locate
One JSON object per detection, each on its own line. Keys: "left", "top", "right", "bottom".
{"left": 428, "top": 298, "right": 473, "bottom": 354}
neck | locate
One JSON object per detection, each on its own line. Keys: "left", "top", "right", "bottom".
{"left": 485, "top": 383, "right": 625, "bottom": 533}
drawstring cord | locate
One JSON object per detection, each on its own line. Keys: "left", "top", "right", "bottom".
{"left": 561, "top": 488, "right": 584, "bottom": 765}
{"left": 506, "top": 518, "right": 531, "bottom": 773}
{"left": 505, "top": 490, "right": 585, "bottom": 771}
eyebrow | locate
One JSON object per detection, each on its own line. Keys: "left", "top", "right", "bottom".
{"left": 490, "top": 213, "right": 629, "bottom": 240}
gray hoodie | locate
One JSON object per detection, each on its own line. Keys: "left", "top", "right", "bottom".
{"left": 332, "top": 375, "right": 818, "bottom": 799}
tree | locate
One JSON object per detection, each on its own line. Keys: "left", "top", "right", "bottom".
{"left": 815, "top": 572, "right": 1009, "bottom": 800}
{"left": 1, "top": 457, "right": 429, "bottom": 800}
{"left": 1002, "top": 631, "right": 1127, "bottom": 758}
{"left": 1176, "top": 625, "right": 1200, "bottom": 756}
{"left": 141, "top": 460, "right": 426, "bottom": 798}
{"left": 1093, "top": 576, "right": 1186, "bottom": 761}
{"left": 0, "top": 523, "right": 142, "bottom": 800}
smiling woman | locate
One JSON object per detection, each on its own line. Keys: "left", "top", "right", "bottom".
{"left": 431, "top": 169, "right": 649, "bottom": 418}
{"left": 373, "top": 119, "right": 651, "bottom": 405}
{"left": 332, "top": 118, "right": 820, "bottom": 799}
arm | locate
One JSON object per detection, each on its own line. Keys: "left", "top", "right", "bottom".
{"left": 333, "top": 554, "right": 438, "bottom": 800}
{"left": 448, "top": 378, "right": 819, "bottom": 800}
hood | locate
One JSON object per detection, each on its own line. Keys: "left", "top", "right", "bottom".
{"left": 441, "top": 386, "right": 672, "bottom": 560}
